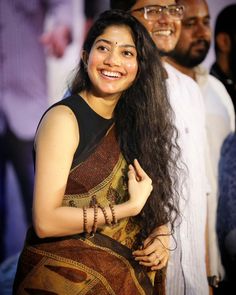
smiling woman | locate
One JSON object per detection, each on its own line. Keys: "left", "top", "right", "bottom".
{"left": 83, "top": 25, "right": 138, "bottom": 101}
{"left": 13, "top": 9, "right": 180, "bottom": 295}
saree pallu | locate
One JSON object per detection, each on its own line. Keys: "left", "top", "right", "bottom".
{"left": 13, "top": 230, "right": 165, "bottom": 294}
{"left": 13, "top": 127, "right": 166, "bottom": 294}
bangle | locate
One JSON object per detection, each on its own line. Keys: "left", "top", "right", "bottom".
{"left": 98, "top": 204, "right": 111, "bottom": 225}
{"left": 109, "top": 203, "right": 117, "bottom": 225}
{"left": 83, "top": 207, "right": 88, "bottom": 233}
{"left": 92, "top": 203, "right": 98, "bottom": 233}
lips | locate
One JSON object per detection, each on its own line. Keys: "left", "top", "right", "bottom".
{"left": 100, "top": 69, "right": 122, "bottom": 78}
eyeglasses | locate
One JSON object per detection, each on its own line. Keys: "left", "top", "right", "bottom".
{"left": 130, "top": 5, "right": 184, "bottom": 21}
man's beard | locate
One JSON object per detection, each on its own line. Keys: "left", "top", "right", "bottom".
{"left": 158, "top": 48, "right": 176, "bottom": 57}
{"left": 170, "top": 40, "right": 210, "bottom": 68}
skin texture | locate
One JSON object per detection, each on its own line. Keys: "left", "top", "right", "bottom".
{"left": 167, "top": 0, "right": 211, "bottom": 78}
{"left": 130, "top": 0, "right": 182, "bottom": 55}
{"left": 83, "top": 25, "right": 138, "bottom": 115}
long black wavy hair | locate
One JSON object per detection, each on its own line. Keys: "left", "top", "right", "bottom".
{"left": 70, "top": 9, "right": 180, "bottom": 246}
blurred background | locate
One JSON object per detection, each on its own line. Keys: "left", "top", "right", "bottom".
{"left": 0, "top": 0, "right": 235, "bottom": 265}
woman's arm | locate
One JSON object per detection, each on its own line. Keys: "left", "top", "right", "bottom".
{"left": 33, "top": 106, "right": 153, "bottom": 238}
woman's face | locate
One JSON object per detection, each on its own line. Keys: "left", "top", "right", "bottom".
{"left": 86, "top": 25, "right": 138, "bottom": 99}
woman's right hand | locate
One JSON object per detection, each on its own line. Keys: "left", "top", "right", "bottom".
{"left": 127, "top": 159, "right": 153, "bottom": 216}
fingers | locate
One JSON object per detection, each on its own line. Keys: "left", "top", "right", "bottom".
{"left": 39, "top": 31, "right": 68, "bottom": 58}
{"left": 133, "top": 159, "right": 148, "bottom": 180}
{"left": 151, "top": 255, "right": 169, "bottom": 270}
{"left": 133, "top": 248, "right": 168, "bottom": 263}
{"left": 128, "top": 164, "right": 137, "bottom": 181}
{"left": 133, "top": 236, "right": 169, "bottom": 270}
{"left": 134, "top": 250, "right": 168, "bottom": 270}
{"left": 39, "top": 32, "right": 51, "bottom": 45}
{"left": 133, "top": 243, "right": 155, "bottom": 257}
{"left": 132, "top": 159, "right": 153, "bottom": 191}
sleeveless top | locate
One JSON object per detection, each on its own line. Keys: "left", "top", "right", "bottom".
{"left": 39, "top": 94, "right": 114, "bottom": 166}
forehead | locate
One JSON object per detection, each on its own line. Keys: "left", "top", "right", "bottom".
{"left": 181, "top": 0, "right": 209, "bottom": 17}
{"left": 132, "top": 0, "right": 177, "bottom": 9}
{"left": 95, "top": 25, "right": 135, "bottom": 44}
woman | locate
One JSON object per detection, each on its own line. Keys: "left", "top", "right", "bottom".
{"left": 13, "top": 9, "right": 180, "bottom": 294}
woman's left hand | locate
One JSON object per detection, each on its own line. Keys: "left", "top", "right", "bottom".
{"left": 132, "top": 225, "right": 170, "bottom": 271}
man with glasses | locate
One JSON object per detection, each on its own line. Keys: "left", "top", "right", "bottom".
{"left": 111, "top": 1, "right": 209, "bottom": 294}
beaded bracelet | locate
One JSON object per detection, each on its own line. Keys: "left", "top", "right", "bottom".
{"left": 92, "top": 203, "right": 98, "bottom": 233}
{"left": 109, "top": 203, "right": 117, "bottom": 225}
{"left": 98, "top": 204, "right": 111, "bottom": 226}
{"left": 83, "top": 207, "right": 88, "bottom": 233}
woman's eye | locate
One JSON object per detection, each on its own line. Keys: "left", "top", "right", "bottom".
{"left": 97, "top": 45, "right": 109, "bottom": 52}
{"left": 123, "top": 50, "right": 134, "bottom": 57}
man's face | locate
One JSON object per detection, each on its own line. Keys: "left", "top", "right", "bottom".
{"left": 130, "top": 0, "right": 182, "bottom": 55}
{"left": 170, "top": 0, "right": 211, "bottom": 68}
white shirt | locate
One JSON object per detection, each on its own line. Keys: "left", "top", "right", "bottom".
{"left": 164, "top": 63, "right": 209, "bottom": 295}
{"left": 195, "top": 65, "right": 235, "bottom": 280}
{"left": 196, "top": 66, "right": 235, "bottom": 176}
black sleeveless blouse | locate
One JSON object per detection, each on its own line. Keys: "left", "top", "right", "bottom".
{"left": 34, "top": 94, "right": 114, "bottom": 168}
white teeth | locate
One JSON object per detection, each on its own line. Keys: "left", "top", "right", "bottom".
{"left": 154, "top": 30, "right": 172, "bottom": 36}
{"left": 101, "top": 70, "right": 121, "bottom": 78}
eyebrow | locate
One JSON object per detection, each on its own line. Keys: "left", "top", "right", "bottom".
{"left": 95, "top": 38, "right": 136, "bottom": 49}
{"left": 184, "top": 15, "right": 210, "bottom": 21}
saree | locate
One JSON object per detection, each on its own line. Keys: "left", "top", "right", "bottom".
{"left": 13, "top": 127, "right": 166, "bottom": 295}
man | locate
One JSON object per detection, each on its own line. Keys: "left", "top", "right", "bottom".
{"left": 210, "top": 4, "right": 236, "bottom": 113}
{"left": 0, "top": 0, "right": 73, "bottom": 262}
{"left": 111, "top": 1, "right": 209, "bottom": 294}
{"left": 167, "top": 0, "right": 235, "bottom": 289}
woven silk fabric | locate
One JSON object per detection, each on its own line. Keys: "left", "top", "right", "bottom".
{"left": 13, "top": 127, "right": 165, "bottom": 294}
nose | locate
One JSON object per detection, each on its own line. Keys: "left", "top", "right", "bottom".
{"left": 104, "top": 50, "right": 121, "bottom": 67}
{"left": 155, "top": 12, "right": 172, "bottom": 24}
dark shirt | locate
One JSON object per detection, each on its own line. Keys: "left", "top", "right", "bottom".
{"left": 210, "top": 63, "right": 236, "bottom": 113}
{"left": 217, "top": 132, "right": 236, "bottom": 281}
